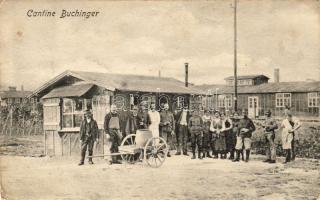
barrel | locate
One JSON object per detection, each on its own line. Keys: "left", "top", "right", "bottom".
{"left": 135, "top": 129, "right": 153, "bottom": 148}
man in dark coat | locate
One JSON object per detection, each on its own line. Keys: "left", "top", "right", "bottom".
{"left": 262, "top": 110, "right": 278, "bottom": 164}
{"left": 125, "top": 106, "right": 139, "bottom": 135}
{"left": 233, "top": 111, "right": 256, "bottom": 162}
{"left": 79, "top": 110, "right": 99, "bottom": 166}
{"left": 104, "top": 104, "right": 122, "bottom": 165}
{"left": 137, "top": 102, "right": 151, "bottom": 129}
{"left": 159, "top": 103, "right": 175, "bottom": 157}
{"left": 188, "top": 110, "right": 203, "bottom": 159}
{"left": 175, "top": 104, "right": 190, "bottom": 155}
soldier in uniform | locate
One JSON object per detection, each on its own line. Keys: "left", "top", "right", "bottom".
{"left": 137, "top": 102, "right": 151, "bottom": 129}
{"left": 159, "top": 103, "right": 175, "bottom": 157}
{"left": 188, "top": 109, "right": 203, "bottom": 159}
{"left": 175, "top": 104, "right": 190, "bottom": 155}
{"left": 125, "top": 105, "right": 139, "bottom": 135}
{"left": 262, "top": 110, "right": 278, "bottom": 164}
{"left": 104, "top": 104, "right": 122, "bottom": 165}
{"left": 78, "top": 110, "right": 99, "bottom": 166}
{"left": 228, "top": 112, "right": 240, "bottom": 160}
{"left": 233, "top": 111, "right": 256, "bottom": 162}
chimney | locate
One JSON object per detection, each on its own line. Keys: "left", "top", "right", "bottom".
{"left": 8, "top": 86, "right": 16, "bottom": 91}
{"left": 158, "top": 70, "right": 161, "bottom": 78}
{"left": 21, "top": 85, "right": 24, "bottom": 91}
{"left": 274, "top": 68, "right": 280, "bottom": 83}
{"left": 185, "top": 62, "right": 189, "bottom": 87}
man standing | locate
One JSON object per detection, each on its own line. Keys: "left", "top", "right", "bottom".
{"left": 188, "top": 110, "right": 203, "bottom": 159}
{"left": 104, "top": 104, "right": 122, "bottom": 165}
{"left": 283, "top": 107, "right": 301, "bottom": 161}
{"left": 202, "top": 109, "right": 212, "bottom": 158}
{"left": 262, "top": 110, "right": 278, "bottom": 164}
{"left": 137, "top": 102, "right": 151, "bottom": 129}
{"left": 280, "top": 111, "right": 301, "bottom": 163}
{"left": 175, "top": 104, "right": 190, "bottom": 155}
{"left": 125, "top": 106, "right": 139, "bottom": 135}
{"left": 148, "top": 102, "right": 160, "bottom": 138}
{"left": 233, "top": 111, "right": 255, "bottom": 162}
{"left": 79, "top": 110, "right": 99, "bottom": 166}
{"left": 159, "top": 103, "right": 175, "bottom": 157}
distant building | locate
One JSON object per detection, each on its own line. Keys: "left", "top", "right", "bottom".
{"left": 0, "top": 86, "right": 34, "bottom": 107}
{"left": 196, "top": 71, "right": 320, "bottom": 118}
{"left": 224, "top": 75, "right": 270, "bottom": 86}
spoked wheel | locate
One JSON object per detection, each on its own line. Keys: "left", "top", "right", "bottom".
{"left": 120, "top": 134, "right": 141, "bottom": 164}
{"left": 144, "top": 137, "right": 168, "bottom": 168}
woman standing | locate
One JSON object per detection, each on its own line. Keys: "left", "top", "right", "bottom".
{"left": 221, "top": 112, "right": 233, "bottom": 159}
{"left": 210, "top": 111, "right": 223, "bottom": 159}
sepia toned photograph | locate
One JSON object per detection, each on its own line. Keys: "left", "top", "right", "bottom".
{"left": 0, "top": 0, "right": 319, "bottom": 199}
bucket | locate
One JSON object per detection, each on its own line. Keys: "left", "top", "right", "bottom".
{"left": 135, "top": 129, "right": 153, "bottom": 148}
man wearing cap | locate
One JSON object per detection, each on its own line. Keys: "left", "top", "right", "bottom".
{"left": 125, "top": 105, "right": 139, "bottom": 135}
{"left": 159, "top": 103, "right": 175, "bottom": 157}
{"left": 233, "top": 111, "right": 255, "bottom": 162}
{"left": 137, "top": 102, "right": 151, "bottom": 130}
{"left": 79, "top": 110, "right": 99, "bottom": 166}
{"left": 188, "top": 109, "right": 203, "bottom": 159}
{"left": 104, "top": 104, "right": 122, "bottom": 165}
{"left": 148, "top": 102, "right": 160, "bottom": 138}
{"left": 175, "top": 104, "right": 190, "bottom": 155}
{"left": 262, "top": 110, "right": 278, "bottom": 163}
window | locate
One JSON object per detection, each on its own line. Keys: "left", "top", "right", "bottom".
{"left": 62, "top": 98, "right": 86, "bottom": 128}
{"left": 15, "top": 98, "right": 21, "bottom": 103}
{"left": 218, "top": 95, "right": 232, "bottom": 108}
{"left": 218, "top": 95, "right": 225, "bottom": 108}
{"left": 308, "top": 92, "right": 319, "bottom": 107}
{"left": 176, "top": 96, "right": 185, "bottom": 109}
{"left": 140, "top": 94, "right": 156, "bottom": 109}
{"left": 225, "top": 95, "right": 232, "bottom": 108}
{"left": 276, "top": 93, "right": 291, "bottom": 107}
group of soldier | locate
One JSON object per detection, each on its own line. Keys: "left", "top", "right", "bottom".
{"left": 78, "top": 102, "right": 301, "bottom": 166}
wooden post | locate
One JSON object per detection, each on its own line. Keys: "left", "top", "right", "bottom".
{"left": 52, "top": 131, "right": 55, "bottom": 156}
{"left": 22, "top": 115, "right": 25, "bottom": 136}
{"left": 44, "top": 130, "right": 47, "bottom": 155}
{"left": 102, "top": 130, "right": 104, "bottom": 155}
{"left": 61, "top": 133, "right": 64, "bottom": 156}
{"left": 9, "top": 108, "right": 13, "bottom": 136}
{"left": 69, "top": 133, "right": 71, "bottom": 156}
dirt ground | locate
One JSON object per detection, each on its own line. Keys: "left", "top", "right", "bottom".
{"left": 1, "top": 153, "right": 319, "bottom": 200}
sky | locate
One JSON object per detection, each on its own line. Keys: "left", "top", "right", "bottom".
{"left": 0, "top": 0, "right": 319, "bottom": 91}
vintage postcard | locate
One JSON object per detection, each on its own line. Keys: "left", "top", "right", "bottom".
{"left": 0, "top": 0, "right": 319, "bottom": 200}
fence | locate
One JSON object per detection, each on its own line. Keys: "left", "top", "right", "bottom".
{"left": 0, "top": 103, "right": 43, "bottom": 136}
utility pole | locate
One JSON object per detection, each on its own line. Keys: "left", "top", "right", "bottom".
{"left": 233, "top": 0, "right": 238, "bottom": 113}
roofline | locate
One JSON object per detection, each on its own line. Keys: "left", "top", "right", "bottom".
{"left": 224, "top": 75, "right": 270, "bottom": 80}
{"left": 30, "top": 70, "right": 116, "bottom": 98}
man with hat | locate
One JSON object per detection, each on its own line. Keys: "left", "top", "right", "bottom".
{"left": 137, "top": 101, "right": 151, "bottom": 129}
{"left": 125, "top": 105, "right": 139, "bottom": 135}
{"left": 159, "top": 103, "right": 175, "bottom": 157}
{"left": 233, "top": 110, "right": 255, "bottom": 162}
{"left": 262, "top": 110, "right": 278, "bottom": 163}
{"left": 79, "top": 110, "right": 99, "bottom": 166}
{"left": 188, "top": 109, "right": 203, "bottom": 159}
{"left": 104, "top": 104, "right": 122, "bottom": 165}
{"left": 175, "top": 104, "right": 190, "bottom": 155}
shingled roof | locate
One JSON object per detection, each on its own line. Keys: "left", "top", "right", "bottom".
{"left": 33, "top": 70, "right": 203, "bottom": 97}
{"left": 196, "top": 81, "right": 320, "bottom": 94}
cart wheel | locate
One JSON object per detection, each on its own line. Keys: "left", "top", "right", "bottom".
{"left": 120, "top": 134, "right": 141, "bottom": 164}
{"left": 144, "top": 137, "right": 168, "bottom": 168}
